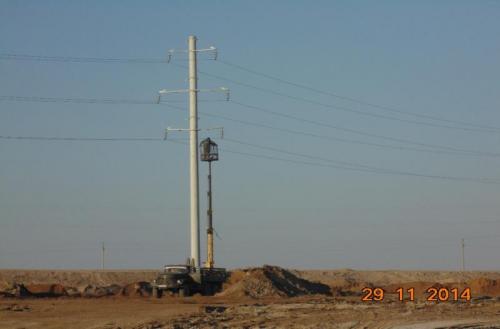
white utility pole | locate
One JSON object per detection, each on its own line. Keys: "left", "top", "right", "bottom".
{"left": 158, "top": 36, "right": 227, "bottom": 270}
{"left": 101, "top": 242, "right": 105, "bottom": 270}
{"left": 461, "top": 238, "right": 465, "bottom": 272}
{"left": 188, "top": 35, "right": 201, "bottom": 268}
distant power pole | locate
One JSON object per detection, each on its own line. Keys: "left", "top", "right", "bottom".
{"left": 101, "top": 242, "right": 105, "bottom": 270}
{"left": 461, "top": 238, "right": 465, "bottom": 272}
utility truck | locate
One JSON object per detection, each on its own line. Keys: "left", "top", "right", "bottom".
{"left": 151, "top": 263, "right": 226, "bottom": 297}
{"left": 151, "top": 137, "right": 226, "bottom": 298}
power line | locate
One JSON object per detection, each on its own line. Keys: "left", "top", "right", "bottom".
{"left": 226, "top": 100, "right": 500, "bottom": 157}
{"left": 217, "top": 59, "right": 500, "bottom": 132}
{"left": 2, "top": 95, "right": 498, "bottom": 157}
{"left": 0, "top": 53, "right": 168, "bottom": 64}
{"left": 2, "top": 52, "right": 497, "bottom": 132}
{"left": 222, "top": 138, "right": 500, "bottom": 184}
{"left": 0, "top": 135, "right": 165, "bottom": 141}
{"left": 2, "top": 134, "right": 498, "bottom": 184}
{"left": 0, "top": 53, "right": 214, "bottom": 64}
{"left": 0, "top": 95, "right": 157, "bottom": 105}
{"left": 224, "top": 137, "right": 387, "bottom": 171}
{"left": 203, "top": 107, "right": 471, "bottom": 157}
{"left": 173, "top": 64, "right": 500, "bottom": 134}
{"left": 166, "top": 139, "right": 500, "bottom": 185}
{"left": 166, "top": 101, "right": 500, "bottom": 158}
{"left": 0, "top": 95, "right": 223, "bottom": 105}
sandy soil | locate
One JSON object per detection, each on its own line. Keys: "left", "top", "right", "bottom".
{"left": 1, "top": 268, "right": 500, "bottom": 329}
{"left": 298, "top": 269, "right": 500, "bottom": 286}
{"left": 1, "top": 296, "right": 500, "bottom": 329}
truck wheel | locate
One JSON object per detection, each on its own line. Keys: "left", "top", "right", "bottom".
{"left": 152, "top": 287, "right": 161, "bottom": 298}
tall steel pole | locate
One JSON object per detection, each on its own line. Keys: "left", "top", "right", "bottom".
{"left": 101, "top": 242, "right": 105, "bottom": 270}
{"left": 461, "top": 238, "right": 465, "bottom": 272}
{"left": 188, "top": 35, "right": 200, "bottom": 268}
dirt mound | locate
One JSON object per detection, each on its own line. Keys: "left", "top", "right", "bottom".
{"left": 220, "top": 265, "right": 331, "bottom": 298}
{"left": 80, "top": 284, "right": 122, "bottom": 298}
{"left": 0, "top": 281, "right": 150, "bottom": 299}
{"left": 122, "top": 281, "right": 151, "bottom": 297}
{"left": 19, "top": 284, "right": 67, "bottom": 297}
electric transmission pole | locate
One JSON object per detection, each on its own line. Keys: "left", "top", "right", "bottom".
{"left": 188, "top": 35, "right": 201, "bottom": 269}
{"left": 158, "top": 36, "right": 228, "bottom": 270}
{"left": 101, "top": 242, "right": 105, "bottom": 270}
{"left": 461, "top": 238, "right": 465, "bottom": 272}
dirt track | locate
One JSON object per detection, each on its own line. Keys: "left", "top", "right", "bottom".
{"left": 2, "top": 296, "right": 500, "bottom": 329}
{"left": 1, "top": 268, "right": 500, "bottom": 328}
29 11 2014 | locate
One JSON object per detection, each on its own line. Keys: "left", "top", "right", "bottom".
{"left": 361, "top": 287, "right": 471, "bottom": 302}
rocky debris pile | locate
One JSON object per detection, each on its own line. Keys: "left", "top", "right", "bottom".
{"left": 4, "top": 266, "right": 500, "bottom": 301}
{"left": 79, "top": 284, "right": 124, "bottom": 298}
{"left": 219, "top": 265, "right": 332, "bottom": 298}
{"left": 0, "top": 284, "right": 48, "bottom": 298}
{"left": 21, "top": 284, "right": 67, "bottom": 297}
{"left": 0, "top": 282, "right": 152, "bottom": 298}
{"left": 122, "top": 282, "right": 152, "bottom": 297}
{"left": 0, "top": 266, "right": 332, "bottom": 299}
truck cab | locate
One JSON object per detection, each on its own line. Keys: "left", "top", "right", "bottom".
{"left": 151, "top": 264, "right": 226, "bottom": 297}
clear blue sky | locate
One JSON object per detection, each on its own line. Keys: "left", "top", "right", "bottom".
{"left": 0, "top": 0, "right": 499, "bottom": 270}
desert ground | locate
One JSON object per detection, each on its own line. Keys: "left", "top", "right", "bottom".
{"left": 1, "top": 267, "right": 500, "bottom": 329}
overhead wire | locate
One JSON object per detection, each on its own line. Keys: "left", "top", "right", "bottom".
{"left": 223, "top": 137, "right": 402, "bottom": 171}
{"left": 0, "top": 95, "right": 223, "bottom": 104}
{"left": 0, "top": 95, "right": 157, "bottom": 105}
{"left": 166, "top": 139, "right": 500, "bottom": 185}
{"left": 162, "top": 105, "right": 500, "bottom": 183}
{"left": 171, "top": 63, "right": 500, "bottom": 134}
{"left": 2, "top": 95, "right": 499, "bottom": 158}
{"left": 226, "top": 100, "right": 500, "bottom": 157}
{"left": 3, "top": 53, "right": 500, "bottom": 256}
{"left": 162, "top": 102, "right": 500, "bottom": 158}
{"left": 0, "top": 135, "right": 165, "bottom": 141}
{"left": 1, "top": 54, "right": 499, "bottom": 183}
{"left": 2, "top": 52, "right": 498, "bottom": 132}
{"left": 203, "top": 108, "right": 470, "bottom": 156}
{"left": 0, "top": 53, "right": 215, "bottom": 63}
{"left": 217, "top": 59, "right": 500, "bottom": 132}
{"left": 3, "top": 54, "right": 499, "bottom": 154}
{"left": 0, "top": 53, "right": 168, "bottom": 64}
{"left": 1, "top": 132, "right": 499, "bottom": 184}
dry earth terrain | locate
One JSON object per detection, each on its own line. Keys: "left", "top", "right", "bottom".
{"left": 1, "top": 267, "right": 500, "bottom": 329}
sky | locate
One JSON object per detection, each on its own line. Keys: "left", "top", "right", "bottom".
{"left": 0, "top": 0, "right": 499, "bottom": 270}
